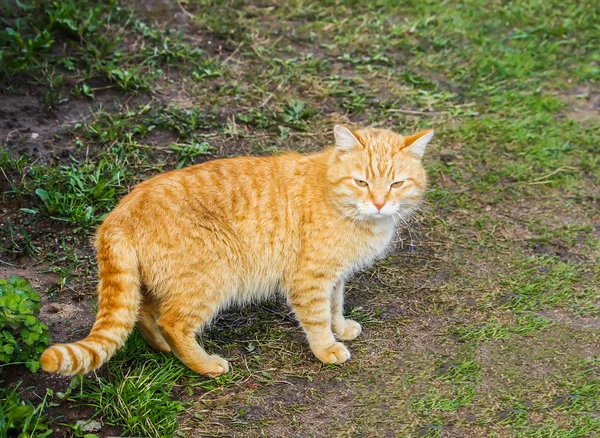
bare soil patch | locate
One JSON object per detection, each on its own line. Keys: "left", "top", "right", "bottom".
{"left": 558, "top": 85, "right": 599, "bottom": 123}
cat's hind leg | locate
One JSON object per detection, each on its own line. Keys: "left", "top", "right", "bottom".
{"left": 138, "top": 298, "right": 171, "bottom": 353}
{"left": 156, "top": 279, "right": 229, "bottom": 376}
{"left": 158, "top": 310, "right": 229, "bottom": 376}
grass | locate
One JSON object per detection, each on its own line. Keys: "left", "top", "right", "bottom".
{"left": 70, "top": 333, "right": 187, "bottom": 438}
{"left": 0, "top": 0, "right": 599, "bottom": 436}
{"left": 0, "top": 382, "right": 53, "bottom": 437}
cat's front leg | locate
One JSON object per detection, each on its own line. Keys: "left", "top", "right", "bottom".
{"left": 288, "top": 273, "right": 351, "bottom": 364}
{"left": 331, "top": 280, "right": 362, "bottom": 341}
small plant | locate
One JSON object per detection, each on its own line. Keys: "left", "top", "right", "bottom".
{"left": 152, "top": 106, "right": 217, "bottom": 137}
{"left": 0, "top": 384, "right": 53, "bottom": 438}
{"left": 60, "top": 418, "right": 101, "bottom": 438}
{"left": 342, "top": 91, "right": 368, "bottom": 114}
{"left": 282, "top": 99, "right": 315, "bottom": 130}
{"left": 237, "top": 108, "right": 277, "bottom": 129}
{"left": 170, "top": 141, "right": 213, "bottom": 168}
{"left": 0, "top": 277, "right": 50, "bottom": 372}
{"left": 32, "top": 158, "right": 125, "bottom": 231}
{"left": 107, "top": 68, "right": 150, "bottom": 92}
{"left": 73, "top": 82, "right": 95, "bottom": 99}
{"left": 193, "top": 65, "right": 223, "bottom": 80}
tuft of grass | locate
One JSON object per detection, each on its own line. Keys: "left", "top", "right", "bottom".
{"left": 517, "top": 416, "right": 600, "bottom": 438}
{"left": 412, "top": 359, "right": 480, "bottom": 415}
{"left": 437, "top": 359, "right": 480, "bottom": 383}
{"left": 171, "top": 141, "right": 214, "bottom": 169}
{"left": 412, "top": 386, "right": 476, "bottom": 414}
{"left": 0, "top": 383, "right": 53, "bottom": 438}
{"left": 72, "top": 333, "right": 186, "bottom": 438}
{"left": 449, "top": 317, "right": 510, "bottom": 343}
{"left": 449, "top": 313, "right": 552, "bottom": 343}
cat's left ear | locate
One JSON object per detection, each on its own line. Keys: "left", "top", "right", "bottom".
{"left": 334, "top": 125, "right": 362, "bottom": 153}
{"left": 403, "top": 129, "right": 434, "bottom": 158}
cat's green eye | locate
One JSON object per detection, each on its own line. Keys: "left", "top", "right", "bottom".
{"left": 354, "top": 179, "right": 368, "bottom": 187}
{"left": 391, "top": 180, "right": 405, "bottom": 188}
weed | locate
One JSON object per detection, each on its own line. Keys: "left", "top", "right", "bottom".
{"left": 106, "top": 68, "right": 151, "bottom": 93}
{"left": 31, "top": 158, "right": 126, "bottom": 231}
{"left": 152, "top": 106, "right": 217, "bottom": 137}
{"left": 0, "top": 277, "right": 50, "bottom": 372}
{"left": 171, "top": 141, "right": 213, "bottom": 168}
{"left": 0, "top": 384, "right": 53, "bottom": 437}
{"left": 281, "top": 99, "right": 315, "bottom": 130}
{"left": 72, "top": 83, "right": 95, "bottom": 100}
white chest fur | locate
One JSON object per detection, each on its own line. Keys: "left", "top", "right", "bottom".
{"left": 337, "top": 218, "right": 396, "bottom": 276}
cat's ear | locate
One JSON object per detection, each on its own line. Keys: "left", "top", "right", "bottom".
{"left": 403, "top": 129, "right": 434, "bottom": 158}
{"left": 334, "top": 125, "right": 361, "bottom": 153}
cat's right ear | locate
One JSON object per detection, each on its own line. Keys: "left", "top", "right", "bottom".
{"left": 334, "top": 125, "right": 361, "bottom": 153}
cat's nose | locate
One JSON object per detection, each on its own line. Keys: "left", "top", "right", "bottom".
{"left": 373, "top": 201, "right": 385, "bottom": 211}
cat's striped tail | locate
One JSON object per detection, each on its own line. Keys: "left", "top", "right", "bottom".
{"left": 40, "top": 231, "right": 141, "bottom": 375}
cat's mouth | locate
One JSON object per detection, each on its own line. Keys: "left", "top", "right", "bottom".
{"left": 356, "top": 203, "right": 398, "bottom": 218}
{"left": 358, "top": 209, "right": 398, "bottom": 220}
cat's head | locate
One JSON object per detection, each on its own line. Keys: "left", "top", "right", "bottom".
{"left": 327, "top": 125, "right": 433, "bottom": 220}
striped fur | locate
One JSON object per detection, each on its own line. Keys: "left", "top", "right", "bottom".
{"left": 40, "top": 126, "right": 433, "bottom": 376}
{"left": 40, "top": 232, "right": 140, "bottom": 375}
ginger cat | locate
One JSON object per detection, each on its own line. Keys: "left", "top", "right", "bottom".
{"left": 40, "top": 125, "right": 433, "bottom": 376}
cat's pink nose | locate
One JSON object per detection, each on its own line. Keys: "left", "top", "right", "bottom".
{"left": 373, "top": 201, "right": 385, "bottom": 211}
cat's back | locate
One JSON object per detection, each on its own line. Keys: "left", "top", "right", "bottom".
{"left": 100, "top": 152, "right": 319, "bottom": 289}
{"left": 103, "top": 151, "right": 315, "bottom": 236}
{"left": 136, "top": 152, "right": 305, "bottom": 194}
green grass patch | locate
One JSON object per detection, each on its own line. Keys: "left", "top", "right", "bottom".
{"left": 499, "top": 256, "right": 596, "bottom": 314}
{"left": 71, "top": 333, "right": 186, "bottom": 438}
{"left": 70, "top": 331, "right": 250, "bottom": 437}
{"left": 450, "top": 313, "right": 552, "bottom": 343}
{"left": 517, "top": 415, "right": 600, "bottom": 438}
{"left": 0, "top": 383, "right": 53, "bottom": 438}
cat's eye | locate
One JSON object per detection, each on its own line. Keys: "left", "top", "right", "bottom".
{"left": 391, "top": 180, "right": 405, "bottom": 188}
{"left": 354, "top": 179, "right": 368, "bottom": 187}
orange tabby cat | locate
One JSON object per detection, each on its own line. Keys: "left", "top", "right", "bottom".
{"left": 40, "top": 125, "right": 433, "bottom": 376}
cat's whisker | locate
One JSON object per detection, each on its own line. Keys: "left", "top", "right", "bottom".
{"left": 394, "top": 212, "right": 421, "bottom": 248}
{"left": 330, "top": 207, "right": 361, "bottom": 229}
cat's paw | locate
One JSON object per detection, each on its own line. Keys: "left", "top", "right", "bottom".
{"left": 314, "top": 342, "right": 351, "bottom": 364}
{"left": 196, "top": 355, "right": 230, "bottom": 376}
{"left": 333, "top": 319, "right": 362, "bottom": 341}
